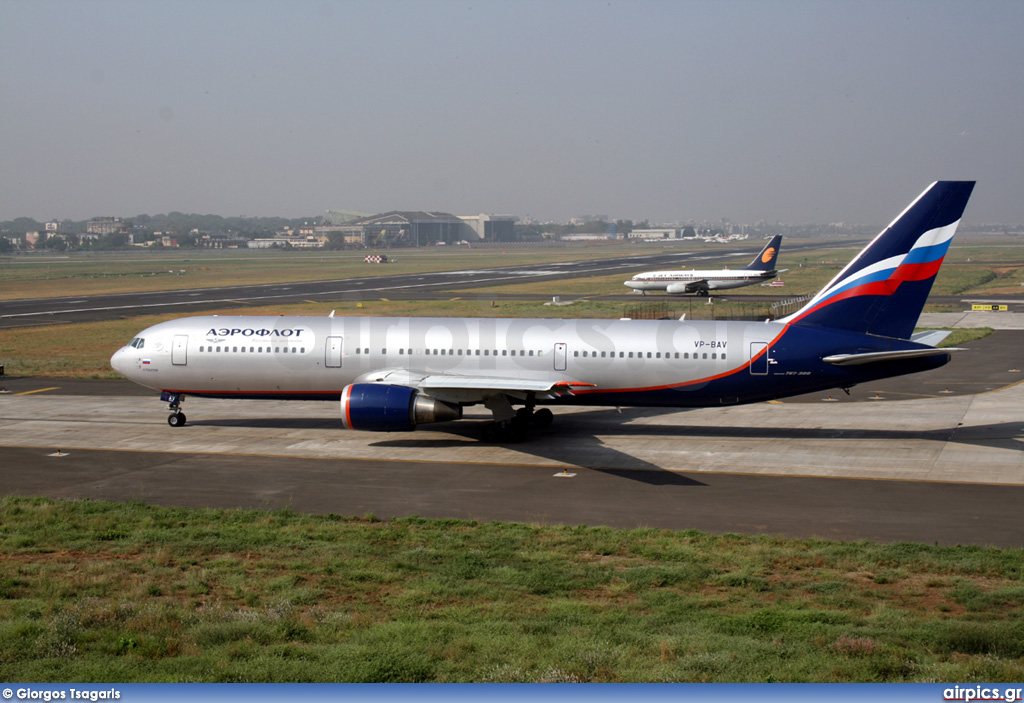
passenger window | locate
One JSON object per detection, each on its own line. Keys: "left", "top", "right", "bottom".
{"left": 703, "top": 353, "right": 708, "bottom": 359}
{"left": 722, "top": 353, "right": 726, "bottom": 360}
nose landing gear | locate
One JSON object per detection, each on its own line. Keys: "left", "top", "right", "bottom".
{"left": 161, "top": 391, "right": 187, "bottom": 427}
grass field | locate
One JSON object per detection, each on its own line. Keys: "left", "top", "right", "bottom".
{"left": 1, "top": 497, "right": 1021, "bottom": 682}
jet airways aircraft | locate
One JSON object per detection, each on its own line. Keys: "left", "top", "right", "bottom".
{"left": 111, "top": 181, "right": 974, "bottom": 441}
{"left": 625, "top": 235, "right": 784, "bottom": 295}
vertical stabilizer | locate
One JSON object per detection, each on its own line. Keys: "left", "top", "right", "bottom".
{"left": 780, "top": 181, "right": 974, "bottom": 339}
{"left": 746, "top": 235, "right": 783, "bottom": 271}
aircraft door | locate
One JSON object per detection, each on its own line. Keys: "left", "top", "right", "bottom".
{"left": 172, "top": 335, "right": 188, "bottom": 366}
{"left": 749, "top": 342, "right": 768, "bottom": 375}
{"left": 326, "top": 336, "right": 343, "bottom": 368}
{"left": 553, "top": 342, "right": 567, "bottom": 371}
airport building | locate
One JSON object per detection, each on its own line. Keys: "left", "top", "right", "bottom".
{"left": 457, "top": 214, "right": 517, "bottom": 242}
{"left": 629, "top": 228, "right": 683, "bottom": 240}
{"left": 86, "top": 217, "right": 131, "bottom": 235}
{"left": 325, "top": 211, "right": 513, "bottom": 247}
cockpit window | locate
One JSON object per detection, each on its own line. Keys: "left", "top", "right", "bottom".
{"left": 129, "top": 338, "right": 145, "bottom": 349}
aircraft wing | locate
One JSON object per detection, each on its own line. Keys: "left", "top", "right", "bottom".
{"left": 421, "top": 374, "right": 595, "bottom": 397}
{"left": 822, "top": 347, "right": 964, "bottom": 366}
{"left": 356, "top": 368, "right": 595, "bottom": 403}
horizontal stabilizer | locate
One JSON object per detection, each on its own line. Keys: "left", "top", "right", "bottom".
{"left": 822, "top": 347, "right": 963, "bottom": 366}
{"left": 910, "top": 330, "right": 953, "bottom": 347}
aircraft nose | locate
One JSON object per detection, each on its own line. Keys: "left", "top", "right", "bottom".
{"left": 110, "top": 347, "right": 127, "bottom": 375}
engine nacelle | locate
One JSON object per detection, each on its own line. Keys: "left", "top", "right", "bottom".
{"left": 666, "top": 281, "right": 702, "bottom": 295}
{"left": 340, "top": 383, "right": 462, "bottom": 432}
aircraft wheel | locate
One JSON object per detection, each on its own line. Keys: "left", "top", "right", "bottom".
{"left": 533, "top": 408, "right": 554, "bottom": 427}
{"left": 167, "top": 412, "right": 186, "bottom": 427}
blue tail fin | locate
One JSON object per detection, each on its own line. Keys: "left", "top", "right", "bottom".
{"left": 746, "top": 235, "right": 782, "bottom": 271}
{"left": 780, "top": 181, "right": 975, "bottom": 339}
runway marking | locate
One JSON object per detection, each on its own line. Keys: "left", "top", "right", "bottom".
{"left": 15, "top": 387, "right": 60, "bottom": 396}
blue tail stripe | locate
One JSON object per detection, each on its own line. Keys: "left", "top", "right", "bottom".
{"left": 902, "top": 238, "right": 953, "bottom": 265}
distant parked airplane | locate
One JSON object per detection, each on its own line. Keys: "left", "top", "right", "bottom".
{"left": 111, "top": 182, "right": 974, "bottom": 442}
{"left": 624, "top": 235, "right": 784, "bottom": 296}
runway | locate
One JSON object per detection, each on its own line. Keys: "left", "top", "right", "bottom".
{"left": 0, "top": 241, "right": 837, "bottom": 328}
{"left": 2, "top": 330, "right": 1022, "bottom": 547}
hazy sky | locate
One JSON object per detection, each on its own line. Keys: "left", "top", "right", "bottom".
{"left": 2, "top": 0, "right": 1021, "bottom": 225}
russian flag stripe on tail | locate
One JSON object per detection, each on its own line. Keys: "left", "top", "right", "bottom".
{"left": 780, "top": 181, "right": 974, "bottom": 340}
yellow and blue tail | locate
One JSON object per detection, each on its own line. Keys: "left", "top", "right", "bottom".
{"left": 746, "top": 234, "right": 783, "bottom": 272}
{"left": 780, "top": 181, "right": 975, "bottom": 340}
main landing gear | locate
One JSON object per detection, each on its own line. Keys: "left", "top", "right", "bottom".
{"left": 161, "top": 391, "right": 187, "bottom": 427}
{"left": 480, "top": 397, "right": 554, "bottom": 443}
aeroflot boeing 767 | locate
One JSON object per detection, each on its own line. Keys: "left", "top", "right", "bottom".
{"left": 111, "top": 181, "right": 975, "bottom": 441}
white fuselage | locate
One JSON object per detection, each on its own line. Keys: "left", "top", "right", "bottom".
{"left": 110, "top": 314, "right": 787, "bottom": 406}
{"left": 625, "top": 269, "right": 776, "bottom": 294}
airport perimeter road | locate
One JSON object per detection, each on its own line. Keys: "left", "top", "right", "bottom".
{"left": 0, "top": 241, "right": 834, "bottom": 329}
{"left": 2, "top": 371, "right": 1022, "bottom": 547}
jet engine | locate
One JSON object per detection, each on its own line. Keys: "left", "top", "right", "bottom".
{"left": 340, "top": 383, "right": 462, "bottom": 431}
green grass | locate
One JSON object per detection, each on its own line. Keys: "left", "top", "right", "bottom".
{"left": 1, "top": 497, "right": 1021, "bottom": 682}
